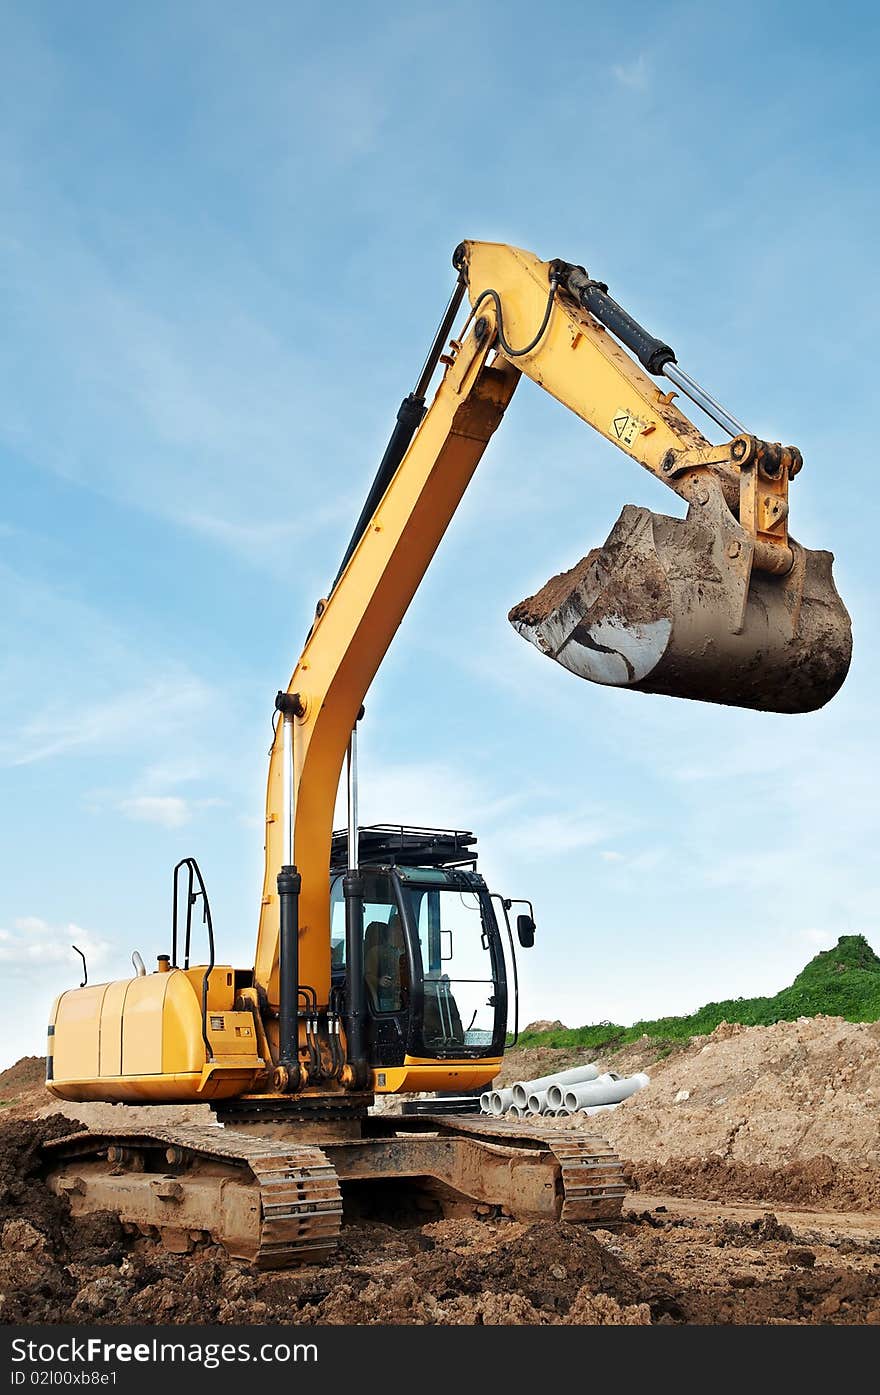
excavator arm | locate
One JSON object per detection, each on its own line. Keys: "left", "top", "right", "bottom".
{"left": 457, "top": 241, "right": 796, "bottom": 574}
{"left": 255, "top": 298, "right": 518, "bottom": 1013}
{"left": 254, "top": 240, "right": 852, "bottom": 1016}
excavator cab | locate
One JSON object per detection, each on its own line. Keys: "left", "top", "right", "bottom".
{"left": 329, "top": 827, "right": 512, "bottom": 1072}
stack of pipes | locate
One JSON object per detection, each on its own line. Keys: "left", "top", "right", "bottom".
{"left": 480, "top": 1065, "right": 649, "bottom": 1118}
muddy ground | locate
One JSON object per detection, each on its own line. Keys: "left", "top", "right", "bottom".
{"left": 2, "top": 1116, "right": 880, "bottom": 1325}
{"left": 2, "top": 1020, "right": 880, "bottom": 1327}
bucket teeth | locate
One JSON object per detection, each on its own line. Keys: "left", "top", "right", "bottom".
{"left": 510, "top": 505, "right": 852, "bottom": 714}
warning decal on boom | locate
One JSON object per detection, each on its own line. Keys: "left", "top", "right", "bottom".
{"left": 611, "top": 409, "right": 643, "bottom": 448}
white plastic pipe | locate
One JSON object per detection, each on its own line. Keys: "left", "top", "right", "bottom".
{"left": 511, "top": 1063, "right": 599, "bottom": 1109}
{"left": 560, "top": 1071, "right": 614, "bottom": 1099}
{"left": 525, "top": 1089, "right": 554, "bottom": 1115}
{"left": 489, "top": 1087, "right": 515, "bottom": 1116}
{"left": 564, "top": 1072, "right": 650, "bottom": 1111}
{"left": 506, "top": 1105, "right": 524, "bottom": 1118}
{"left": 546, "top": 1069, "right": 618, "bottom": 1109}
{"left": 480, "top": 1092, "right": 492, "bottom": 1114}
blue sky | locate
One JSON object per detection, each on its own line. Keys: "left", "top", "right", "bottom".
{"left": 1, "top": 1, "right": 878, "bottom": 1067}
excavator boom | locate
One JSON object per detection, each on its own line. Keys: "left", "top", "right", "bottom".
{"left": 255, "top": 240, "right": 851, "bottom": 1013}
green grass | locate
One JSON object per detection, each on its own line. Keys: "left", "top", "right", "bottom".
{"left": 514, "top": 934, "right": 880, "bottom": 1053}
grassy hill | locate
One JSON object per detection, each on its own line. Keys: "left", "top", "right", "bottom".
{"left": 517, "top": 934, "right": 880, "bottom": 1054}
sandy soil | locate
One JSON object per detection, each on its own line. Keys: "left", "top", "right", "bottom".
{"left": 504, "top": 1017, "right": 880, "bottom": 1209}
{"left": 587, "top": 1017, "right": 880, "bottom": 1169}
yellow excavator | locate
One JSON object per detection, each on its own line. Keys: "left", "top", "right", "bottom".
{"left": 43, "top": 241, "right": 852, "bottom": 1266}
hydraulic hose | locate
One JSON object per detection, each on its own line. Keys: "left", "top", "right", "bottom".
{"left": 470, "top": 276, "right": 558, "bottom": 357}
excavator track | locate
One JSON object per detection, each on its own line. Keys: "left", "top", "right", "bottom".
{"left": 43, "top": 1124, "right": 343, "bottom": 1269}
{"left": 423, "top": 1115, "right": 627, "bottom": 1224}
{"left": 43, "top": 1115, "right": 625, "bottom": 1268}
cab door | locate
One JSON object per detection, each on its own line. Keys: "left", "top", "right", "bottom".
{"left": 330, "top": 870, "right": 411, "bottom": 1067}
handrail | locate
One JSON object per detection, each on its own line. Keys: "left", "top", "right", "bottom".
{"left": 171, "top": 857, "right": 216, "bottom": 1062}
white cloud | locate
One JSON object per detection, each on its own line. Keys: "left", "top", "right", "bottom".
{"left": 118, "top": 793, "right": 225, "bottom": 827}
{"left": 599, "top": 850, "right": 624, "bottom": 863}
{"left": 0, "top": 916, "right": 115, "bottom": 1068}
{"left": 501, "top": 811, "right": 606, "bottom": 859}
{"left": 183, "top": 498, "right": 353, "bottom": 570}
{"left": 13, "top": 915, "right": 50, "bottom": 934}
{"left": 612, "top": 56, "right": 649, "bottom": 90}
{"left": 0, "top": 918, "right": 110, "bottom": 974}
{"left": 0, "top": 154, "right": 365, "bottom": 574}
{"left": 136, "top": 759, "right": 205, "bottom": 792}
{"left": 346, "top": 757, "right": 519, "bottom": 832}
{"left": 119, "top": 795, "right": 192, "bottom": 829}
{"left": 800, "top": 928, "right": 838, "bottom": 951}
{"left": 0, "top": 676, "right": 211, "bottom": 768}
{"left": 496, "top": 806, "right": 629, "bottom": 863}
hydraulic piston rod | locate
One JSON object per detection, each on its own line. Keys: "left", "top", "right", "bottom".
{"left": 275, "top": 691, "right": 302, "bottom": 1081}
{"left": 660, "top": 362, "right": 745, "bottom": 439}
{"left": 552, "top": 259, "right": 746, "bottom": 439}
{"left": 342, "top": 715, "right": 367, "bottom": 1085}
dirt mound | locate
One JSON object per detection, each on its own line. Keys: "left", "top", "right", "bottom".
{"left": 0, "top": 1057, "right": 55, "bottom": 1122}
{"left": 497, "top": 1034, "right": 679, "bottom": 1090}
{"left": 496, "top": 1045, "right": 592, "bottom": 1089}
{"left": 0, "top": 1055, "right": 211, "bottom": 1130}
{"left": 0, "top": 1057, "right": 45, "bottom": 1100}
{"left": 629, "top": 1156, "right": 880, "bottom": 1211}
{"left": 49, "top": 1209, "right": 880, "bottom": 1324}
{"left": 560, "top": 1016, "right": 880, "bottom": 1177}
{"left": 0, "top": 1115, "right": 127, "bottom": 1323}
{"left": 0, "top": 1115, "right": 76, "bottom": 1251}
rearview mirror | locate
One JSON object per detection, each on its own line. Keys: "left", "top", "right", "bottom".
{"left": 516, "top": 914, "right": 535, "bottom": 949}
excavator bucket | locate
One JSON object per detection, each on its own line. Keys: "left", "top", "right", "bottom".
{"left": 509, "top": 504, "right": 852, "bottom": 714}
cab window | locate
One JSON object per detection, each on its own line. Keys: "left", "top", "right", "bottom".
{"left": 404, "top": 884, "right": 498, "bottom": 1049}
